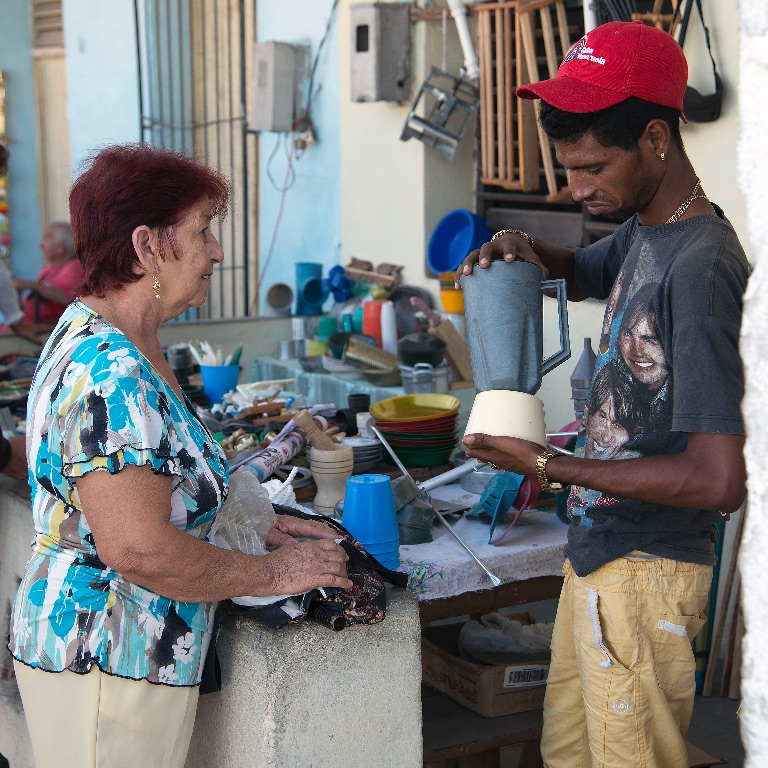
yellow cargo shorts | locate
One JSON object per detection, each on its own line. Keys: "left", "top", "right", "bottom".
{"left": 541, "top": 554, "right": 712, "bottom": 768}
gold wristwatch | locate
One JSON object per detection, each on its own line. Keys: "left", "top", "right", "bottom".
{"left": 491, "top": 228, "right": 535, "bottom": 249}
{"left": 535, "top": 450, "right": 565, "bottom": 494}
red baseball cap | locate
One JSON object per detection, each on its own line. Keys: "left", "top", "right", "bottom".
{"left": 516, "top": 21, "right": 688, "bottom": 121}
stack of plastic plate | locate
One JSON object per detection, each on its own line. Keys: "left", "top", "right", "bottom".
{"left": 369, "top": 394, "right": 460, "bottom": 467}
{"left": 321, "top": 351, "right": 361, "bottom": 380}
{"left": 340, "top": 436, "right": 384, "bottom": 474}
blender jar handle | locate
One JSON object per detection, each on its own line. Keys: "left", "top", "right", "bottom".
{"left": 540, "top": 278, "right": 571, "bottom": 377}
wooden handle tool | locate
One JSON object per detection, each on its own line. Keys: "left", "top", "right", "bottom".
{"left": 293, "top": 410, "right": 339, "bottom": 451}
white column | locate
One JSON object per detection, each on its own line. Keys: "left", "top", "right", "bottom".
{"left": 737, "top": 2, "right": 768, "bottom": 765}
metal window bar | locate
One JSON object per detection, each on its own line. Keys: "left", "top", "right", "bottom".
{"left": 134, "top": 0, "right": 257, "bottom": 321}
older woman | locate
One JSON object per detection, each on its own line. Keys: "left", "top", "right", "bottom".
{"left": 7, "top": 144, "right": 351, "bottom": 768}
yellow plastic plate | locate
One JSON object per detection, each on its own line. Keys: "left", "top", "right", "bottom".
{"left": 369, "top": 393, "right": 460, "bottom": 423}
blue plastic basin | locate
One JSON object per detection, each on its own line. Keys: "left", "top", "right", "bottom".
{"left": 427, "top": 209, "right": 491, "bottom": 274}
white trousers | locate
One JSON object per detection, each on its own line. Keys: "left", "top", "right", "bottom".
{"left": 14, "top": 660, "right": 199, "bottom": 768}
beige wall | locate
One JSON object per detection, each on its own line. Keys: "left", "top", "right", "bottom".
{"left": 681, "top": 0, "right": 749, "bottom": 263}
{"left": 338, "top": 0, "right": 476, "bottom": 295}
{"left": 0, "top": 316, "right": 292, "bottom": 385}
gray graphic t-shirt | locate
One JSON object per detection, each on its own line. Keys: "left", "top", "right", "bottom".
{"left": 565, "top": 208, "right": 749, "bottom": 577}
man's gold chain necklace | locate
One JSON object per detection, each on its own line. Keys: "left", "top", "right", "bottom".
{"left": 666, "top": 179, "right": 707, "bottom": 225}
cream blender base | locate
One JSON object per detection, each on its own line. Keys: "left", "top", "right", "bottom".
{"left": 463, "top": 390, "right": 547, "bottom": 447}
{"left": 459, "top": 259, "right": 571, "bottom": 448}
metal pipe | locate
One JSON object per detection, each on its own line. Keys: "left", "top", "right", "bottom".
{"left": 446, "top": 0, "right": 480, "bottom": 79}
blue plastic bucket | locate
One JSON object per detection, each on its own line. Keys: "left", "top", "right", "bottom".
{"left": 200, "top": 365, "right": 240, "bottom": 404}
{"left": 427, "top": 209, "right": 491, "bottom": 274}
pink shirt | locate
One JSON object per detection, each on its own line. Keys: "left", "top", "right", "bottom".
{"left": 22, "top": 259, "right": 85, "bottom": 325}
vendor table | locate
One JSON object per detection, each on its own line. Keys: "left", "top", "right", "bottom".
{"left": 402, "top": 484, "right": 566, "bottom": 610}
{"left": 404, "top": 483, "right": 567, "bottom": 767}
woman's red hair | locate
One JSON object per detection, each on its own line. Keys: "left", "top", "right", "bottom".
{"left": 69, "top": 143, "right": 230, "bottom": 296}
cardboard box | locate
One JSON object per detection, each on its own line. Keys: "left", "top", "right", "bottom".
{"left": 421, "top": 613, "right": 550, "bottom": 718}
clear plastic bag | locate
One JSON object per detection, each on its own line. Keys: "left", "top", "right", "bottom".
{"left": 208, "top": 466, "right": 276, "bottom": 556}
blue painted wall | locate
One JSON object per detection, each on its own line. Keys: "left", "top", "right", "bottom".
{"left": 255, "top": 0, "right": 341, "bottom": 315}
{"left": 0, "top": 2, "right": 42, "bottom": 286}
{"left": 63, "top": 0, "right": 140, "bottom": 173}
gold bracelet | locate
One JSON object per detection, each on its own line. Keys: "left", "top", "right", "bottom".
{"left": 491, "top": 228, "right": 535, "bottom": 249}
{"left": 535, "top": 449, "right": 566, "bottom": 494}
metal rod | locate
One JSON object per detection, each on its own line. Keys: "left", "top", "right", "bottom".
{"left": 433, "top": 511, "right": 502, "bottom": 586}
{"left": 367, "top": 423, "right": 501, "bottom": 585}
{"left": 366, "top": 424, "right": 414, "bottom": 480}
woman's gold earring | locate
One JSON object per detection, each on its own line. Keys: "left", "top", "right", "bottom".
{"left": 152, "top": 273, "right": 161, "bottom": 300}
{"left": 660, "top": 152, "right": 665, "bottom": 161}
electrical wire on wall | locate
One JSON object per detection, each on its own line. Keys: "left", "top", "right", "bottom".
{"left": 295, "top": 0, "right": 339, "bottom": 156}
{"left": 251, "top": 0, "right": 339, "bottom": 315}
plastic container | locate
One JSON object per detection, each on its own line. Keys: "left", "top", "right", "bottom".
{"left": 380, "top": 300, "right": 398, "bottom": 355}
{"left": 363, "top": 538, "right": 400, "bottom": 555}
{"left": 348, "top": 393, "right": 371, "bottom": 413}
{"left": 316, "top": 316, "right": 338, "bottom": 343}
{"left": 265, "top": 282, "right": 294, "bottom": 316}
{"left": 200, "top": 365, "right": 240, "bottom": 405}
{"left": 352, "top": 306, "right": 364, "bottom": 334}
{"left": 372, "top": 552, "right": 400, "bottom": 570}
{"left": 438, "top": 272, "right": 465, "bottom": 313}
{"left": 398, "top": 362, "right": 450, "bottom": 395}
{"left": 342, "top": 474, "right": 399, "bottom": 550}
{"left": 427, "top": 209, "right": 491, "bottom": 274}
{"left": 398, "top": 331, "right": 446, "bottom": 367}
{"left": 362, "top": 299, "right": 387, "bottom": 347}
{"left": 295, "top": 262, "right": 328, "bottom": 316}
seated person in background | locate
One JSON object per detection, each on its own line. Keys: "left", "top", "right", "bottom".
{"left": 13, "top": 221, "right": 84, "bottom": 333}
{"left": 0, "top": 260, "right": 42, "bottom": 345}
{"left": 0, "top": 143, "right": 42, "bottom": 345}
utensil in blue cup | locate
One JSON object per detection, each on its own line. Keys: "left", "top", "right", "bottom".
{"left": 342, "top": 474, "right": 400, "bottom": 565}
{"left": 200, "top": 364, "right": 240, "bottom": 405}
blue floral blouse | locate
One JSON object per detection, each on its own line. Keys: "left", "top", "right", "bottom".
{"left": 8, "top": 301, "right": 229, "bottom": 686}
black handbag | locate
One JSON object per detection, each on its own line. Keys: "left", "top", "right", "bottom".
{"left": 673, "top": 0, "right": 724, "bottom": 123}
{"left": 200, "top": 505, "right": 409, "bottom": 694}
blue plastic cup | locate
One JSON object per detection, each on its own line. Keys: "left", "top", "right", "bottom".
{"left": 363, "top": 539, "right": 400, "bottom": 555}
{"left": 367, "top": 547, "right": 400, "bottom": 569}
{"left": 375, "top": 554, "right": 400, "bottom": 570}
{"left": 342, "top": 474, "right": 399, "bottom": 548}
{"left": 200, "top": 364, "right": 240, "bottom": 404}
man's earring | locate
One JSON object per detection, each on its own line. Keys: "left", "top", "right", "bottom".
{"left": 660, "top": 152, "right": 665, "bottom": 161}
{"left": 152, "top": 273, "right": 161, "bottom": 300}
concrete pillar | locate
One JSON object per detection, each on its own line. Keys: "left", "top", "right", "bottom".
{"left": 737, "top": 2, "right": 768, "bottom": 766}
{"left": 185, "top": 589, "right": 423, "bottom": 768}
{"left": 1, "top": 481, "right": 423, "bottom": 767}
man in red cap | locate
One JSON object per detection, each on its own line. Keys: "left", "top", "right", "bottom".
{"left": 458, "top": 20, "right": 749, "bottom": 768}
